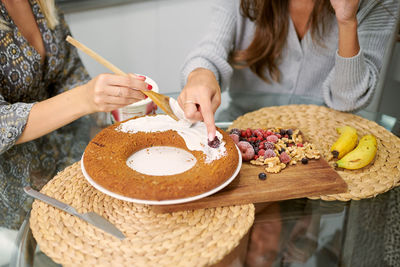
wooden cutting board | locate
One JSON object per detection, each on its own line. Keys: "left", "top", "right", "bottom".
{"left": 152, "top": 157, "right": 347, "bottom": 213}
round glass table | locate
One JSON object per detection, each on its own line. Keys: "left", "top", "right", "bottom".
{"left": 5, "top": 92, "right": 400, "bottom": 267}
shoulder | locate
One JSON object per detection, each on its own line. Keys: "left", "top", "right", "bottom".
{"left": 213, "top": 0, "right": 240, "bottom": 15}
{"left": 357, "top": 0, "right": 399, "bottom": 21}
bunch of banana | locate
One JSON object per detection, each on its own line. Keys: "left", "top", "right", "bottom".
{"left": 334, "top": 134, "right": 377, "bottom": 170}
{"left": 330, "top": 126, "right": 358, "bottom": 159}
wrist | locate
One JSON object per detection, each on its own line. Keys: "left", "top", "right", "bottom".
{"left": 337, "top": 18, "right": 358, "bottom": 29}
{"left": 71, "top": 84, "right": 93, "bottom": 116}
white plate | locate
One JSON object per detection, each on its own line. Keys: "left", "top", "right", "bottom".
{"left": 80, "top": 146, "right": 242, "bottom": 205}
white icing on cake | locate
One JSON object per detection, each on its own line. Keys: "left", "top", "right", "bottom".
{"left": 116, "top": 114, "right": 227, "bottom": 163}
{"left": 126, "top": 146, "right": 197, "bottom": 175}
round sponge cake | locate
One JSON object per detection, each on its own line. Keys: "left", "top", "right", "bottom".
{"left": 82, "top": 115, "right": 240, "bottom": 201}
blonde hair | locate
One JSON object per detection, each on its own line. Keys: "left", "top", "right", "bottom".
{"left": 0, "top": 0, "right": 59, "bottom": 31}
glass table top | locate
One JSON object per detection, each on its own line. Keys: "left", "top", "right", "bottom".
{"left": 4, "top": 91, "right": 400, "bottom": 267}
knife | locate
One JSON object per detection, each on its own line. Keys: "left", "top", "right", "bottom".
{"left": 24, "top": 186, "right": 126, "bottom": 240}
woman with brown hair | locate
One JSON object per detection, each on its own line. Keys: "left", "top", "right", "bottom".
{"left": 178, "top": 0, "right": 399, "bottom": 141}
{"left": 0, "top": 0, "right": 151, "bottom": 229}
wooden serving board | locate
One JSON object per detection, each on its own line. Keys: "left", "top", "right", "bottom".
{"left": 152, "top": 157, "right": 347, "bottom": 213}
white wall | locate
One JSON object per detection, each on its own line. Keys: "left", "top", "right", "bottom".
{"left": 64, "top": 0, "right": 213, "bottom": 94}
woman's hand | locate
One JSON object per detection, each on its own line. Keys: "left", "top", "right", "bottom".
{"left": 330, "top": 0, "right": 360, "bottom": 58}
{"left": 330, "top": 0, "right": 359, "bottom": 25}
{"left": 178, "top": 68, "right": 221, "bottom": 141}
{"left": 83, "top": 73, "right": 151, "bottom": 113}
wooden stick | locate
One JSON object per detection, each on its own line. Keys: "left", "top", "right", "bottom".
{"left": 66, "top": 35, "right": 126, "bottom": 76}
{"left": 66, "top": 35, "right": 179, "bottom": 121}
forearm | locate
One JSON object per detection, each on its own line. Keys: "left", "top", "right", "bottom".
{"left": 16, "top": 85, "right": 90, "bottom": 144}
{"left": 337, "top": 20, "right": 360, "bottom": 58}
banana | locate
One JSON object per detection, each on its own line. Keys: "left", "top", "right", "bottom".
{"left": 330, "top": 126, "right": 358, "bottom": 159}
{"left": 335, "top": 134, "right": 377, "bottom": 170}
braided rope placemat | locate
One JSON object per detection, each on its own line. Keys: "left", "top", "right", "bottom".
{"left": 229, "top": 105, "right": 400, "bottom": 201}
{"left": 30, "top": 162, "right": 255, "bottom": 267}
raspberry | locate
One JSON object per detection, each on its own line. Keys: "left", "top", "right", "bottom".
{"left": 240, "top": 130, "right": 246, "bottom": 137}
{"left": 279, "top": 152, "right": 291, "bottom": 164}
{"left": 238, "top": 141, "right": 255, "bottom": 161}
{"left": 297, "top": 143, "right": 304, "bottom": 147}
{"left": 266, "top": 135, "right": 278, "bottom": 143}
{"left": 276, "top": 134, "right": 282, "bottom": 139}
{"left": 258, "top": 149, "right": 265, "bottom": 156}
{"left": 253, "top": 129, "right": 263, "bottom": 137}
{"left": 246, "top": 128, "right": 252, "bottom": 138}
{"left": 229, "top": 128, "right": 241, "bottom": 136}
{"left": 208, "top": 136, "right": 221, "bottom": 148}
{"left": 229, "top": 134, "right": 239, "bottom": 145}
{"left": 264, "top": 149, "right": 276, "bottom": 158}
{"left": 264, "top": 141, "right": 275, "bottom": 150}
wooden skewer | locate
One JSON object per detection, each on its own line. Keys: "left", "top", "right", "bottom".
{"left": 66, "top": 35, "right": 179, "bottom": 121}
{"left": 66, "top": 36, "right": 125, "bottom": 76}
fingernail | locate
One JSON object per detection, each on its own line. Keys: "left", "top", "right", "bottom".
{"left": 208, "top": 133, "right": 215, "bottom": 141}
{"left": 147, "top": 84, "right": 152, "bottom": 90}
{"left": 138, "top": 75, "right": 146, "bottom": 80}
{"left": 145, "top": 95, "right": 148, "bottom": 99}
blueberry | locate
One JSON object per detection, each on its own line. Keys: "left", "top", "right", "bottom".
{"left": 208, "top": 136, "right": 221, "bottom": 148}
{"left": 258, "top": 172, "right": 267, "bottom": 180}
{"left": 287, "top": 129, "right": 293, "bottom": 135}
{"left": 301, "top": 158, "right": 308, "bottom": 164}
{"left": 280, "top": 129, "right": 286, "bottom": 136}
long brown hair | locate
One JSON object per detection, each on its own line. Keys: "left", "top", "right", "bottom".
{"left": 231, "top": 0, "right": 334, "bottom": 83}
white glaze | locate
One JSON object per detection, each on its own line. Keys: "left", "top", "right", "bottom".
{"left": 126, "top": 146, "right": 197, "bottom": 175}
{"left": 116, "top": 114, "right": 226, "bottom": 163}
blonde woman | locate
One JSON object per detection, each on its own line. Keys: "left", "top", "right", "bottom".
{"left": 0, "top": 0, "right": 149, "bottom": 229}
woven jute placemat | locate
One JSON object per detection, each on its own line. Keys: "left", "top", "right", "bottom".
{"left": 30, "top": 162, "right": 255, "bottom": 267}
{"left": 229, "top": 104, "right": 400, "bottom": 201}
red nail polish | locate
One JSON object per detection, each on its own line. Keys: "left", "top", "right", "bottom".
{"left": 147, "top": 84, "right": 153, "bottom": 90}
{"left": 145, "top": 95, "right": 148, "bottom": 99}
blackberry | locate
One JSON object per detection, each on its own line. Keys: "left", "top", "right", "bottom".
{"left": 208, "top": 136, "right": 221, "bottom": 148}
{"left": 254, "top": 147, "right": 259, "bottom": 155}
{"left": 301, "top": 158, "right": 309, "bottom": 164}
{"left": 258, "top": 172, "right": 267, "bottom": 180}
{"left": 280, "top": 129, "right": 286, "bottom": 136}
{"left": 229, "top": 128, "right": 241, "bottom": 136}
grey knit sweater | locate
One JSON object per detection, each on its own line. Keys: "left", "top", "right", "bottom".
{"left": 181, "top": 0, "right": 399, "bottom": 112}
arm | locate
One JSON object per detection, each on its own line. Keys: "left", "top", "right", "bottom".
{"left": 179, "top": 0, "right": 238, "bottom": 140}
{"left": 14, "top": 12, "right": 150, "bottom": 145}
{"left": 323, "top": 0, "right": 399, "bottom": 111}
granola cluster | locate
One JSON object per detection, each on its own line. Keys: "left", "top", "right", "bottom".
{"left": 230, "top": 127, "right": 321, "bottom": 174}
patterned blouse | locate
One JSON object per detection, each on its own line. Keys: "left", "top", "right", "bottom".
{"left": 0, "top": 0, "right": 91, "bottom": 229}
